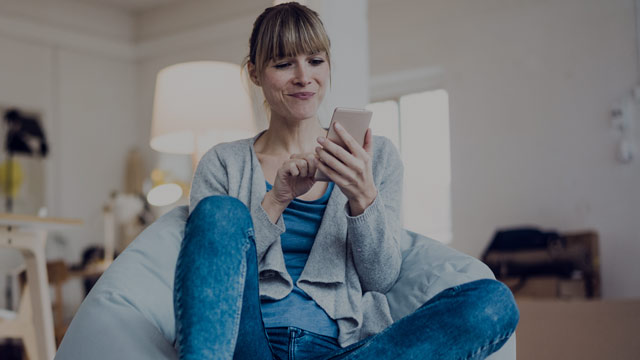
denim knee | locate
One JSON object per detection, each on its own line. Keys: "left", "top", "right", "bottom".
{"left": 186, "top": 195, "right": 255, "bottom": 248}
{"left": 189, "top": 196, "right": 251, "bottom": 227}
{"left": 467, "top": 279, "right": 520, "bottom": 338}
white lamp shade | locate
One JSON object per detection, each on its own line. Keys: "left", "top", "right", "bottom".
{"left": 150, "top": 61, "right": 255, "bottom": 155}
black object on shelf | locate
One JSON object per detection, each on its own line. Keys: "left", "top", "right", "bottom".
{"left": 2, "top": 108, "right": 49, "bottom": 212}
{"left": 482, "top": 227, "right": 600, "bottom": 298}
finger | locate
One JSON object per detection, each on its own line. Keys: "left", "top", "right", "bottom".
{"left": 287, "top": 158, "right": 307, "bottom": 177}
{"left": 317, "top": 136, "right": 361, "bottom": 170}
{"left": 295, "top": 158, "right": 309, "bottom": 177}
{"left": 363, "top": 128, "right": 373, "bottom": 155}
{"left": 304, "top": 153, "right": 317, "bottom": 178}
{"left": 287, "top": 161, "right": 300, "bottom": 177}
{"left": 315, "top": 156, "right": 349, "bottom": 187}
{"left": 290, "top": 153, "right": 317, "bottom": 178}
{"left": 317, "top": 142, "right": 367, "bottom": 179}
{"left": 333, "top": 122, "right": 368, "bottom": 158}
{"left": 316, "top": 146, "right": 356, "bottom": 182}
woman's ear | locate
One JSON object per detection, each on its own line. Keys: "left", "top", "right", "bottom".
{"left": 248, "top": 62, "right": 260, "bottom": 86}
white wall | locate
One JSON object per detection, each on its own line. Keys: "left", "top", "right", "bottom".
{"left": 0, "top": 1, "right": 138, "bottom": 312}
{"left": 370, "top": 0, "right": 640, "bottom": 299}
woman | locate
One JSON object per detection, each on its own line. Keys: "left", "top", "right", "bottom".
{"left": 174, "top": 3, "right": 519, "bottom": 360}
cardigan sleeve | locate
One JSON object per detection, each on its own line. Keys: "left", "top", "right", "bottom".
{"left": 249, "top": 201, "right": 287, "bottom": 266}
{"left": 188, "top": 148, "right": 229, "bottom": 214}
{"left": 344, "top": 137, "right": 403, "bottom": 293}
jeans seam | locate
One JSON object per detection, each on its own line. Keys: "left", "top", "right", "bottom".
{"left": 227, "top": 237, "right": 251, "bottom": 356}
{"left": 289, "top": 328, "right": 296, "bottom": 360}
{"left": 174, "top": 236, "right": 188, "bottom": 353}
{"left": 462, "top": 329, "right": 515, "bottom": 360}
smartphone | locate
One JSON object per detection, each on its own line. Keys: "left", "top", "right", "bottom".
{"left": 314, "top": 107, "right": 372, "bottom": 182}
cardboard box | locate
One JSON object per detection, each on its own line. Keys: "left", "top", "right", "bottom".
{"left": 515, "top": 299, "right": 640, "bottom": 360}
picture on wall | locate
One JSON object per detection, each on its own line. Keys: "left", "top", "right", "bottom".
{"left": 0, "top": 105, "right": 48, "bottom": 214}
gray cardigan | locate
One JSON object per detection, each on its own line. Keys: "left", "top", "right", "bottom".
{"left": 188, "top": 130, "right": 404, "bottom": 347}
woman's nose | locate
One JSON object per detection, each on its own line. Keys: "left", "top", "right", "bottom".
{"left": 293, "top": 64, "right": 312, "bottom": 85}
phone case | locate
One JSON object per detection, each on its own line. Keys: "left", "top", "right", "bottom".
{"left": 314, "top": 107, "right": 372, "bottom": 182}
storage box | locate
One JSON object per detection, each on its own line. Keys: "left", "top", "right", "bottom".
{"left": 516, "top": 299, "right": 640, "bottom": 360}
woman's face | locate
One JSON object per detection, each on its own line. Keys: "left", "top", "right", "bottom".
{"left": 255, "top": 52, "right": 329, "bottom": 122}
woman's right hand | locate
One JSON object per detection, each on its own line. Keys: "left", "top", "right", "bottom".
{"left": 268, "top": 153, "right": 318, "bottom": 207}
{"left": 262, "top": 153, "right": 317, "bottom": 224}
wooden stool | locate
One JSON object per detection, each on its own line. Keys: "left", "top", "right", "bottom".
{"left": 0, "top": 282, "right": 39, "bottom": 359}
{"left": 0, "top": 213, "right": 81, "bottom": 360}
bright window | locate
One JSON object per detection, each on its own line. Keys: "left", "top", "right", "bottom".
{"left": 366, "top": 89, "right": 452, "bottom": 243}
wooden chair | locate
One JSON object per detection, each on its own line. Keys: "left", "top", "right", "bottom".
{"left": 0, "top": 214, "right": 81, "bottom": 360}
{"left": 0, "top": 282, "right": 39, "bottom": 359}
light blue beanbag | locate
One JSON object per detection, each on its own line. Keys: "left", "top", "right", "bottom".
{"left": 55, "top": 206, "right": 515, "bottom": 359}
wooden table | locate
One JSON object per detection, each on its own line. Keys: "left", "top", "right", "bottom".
{"left": 0, "top": 213, "right": 82, "bottom": 360}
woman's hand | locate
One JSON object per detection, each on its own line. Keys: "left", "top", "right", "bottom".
{"left": 315, "top": 123, "right": 377, "bottom": 216}
{"left": 267, "top": 153, "right": 318, "bottom": 207}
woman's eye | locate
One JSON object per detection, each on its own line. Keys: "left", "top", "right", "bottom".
{"left": 274, "top": 62, "right": 291, "bottom": 69}
{"left": 310, "top": 58, "right": 325, "bottom": 65}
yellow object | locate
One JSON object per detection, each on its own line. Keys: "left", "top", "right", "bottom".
{"left": 0, "top": 159, "right": 24, "bottom": 197}
{"left": 150, "top": 168, "right": 166, "bottom": 187}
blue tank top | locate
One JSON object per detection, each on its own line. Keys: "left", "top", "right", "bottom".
{"left": 260, "top": 181, "right": 338, "bottom": 338}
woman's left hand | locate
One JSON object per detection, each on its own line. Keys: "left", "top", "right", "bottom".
{"left": 315, "top": 123, "right": 378, "bottom": 216}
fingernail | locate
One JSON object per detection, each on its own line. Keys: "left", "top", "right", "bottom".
{"left": 317, "top": 136, "right": 325, "bottom": 143}
{"left": 335, "top": 122, "right": 343, "bottom": 130}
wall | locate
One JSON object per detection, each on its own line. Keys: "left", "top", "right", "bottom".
{"left": 369, "top": 0, "right": 640, "bottom": 299}
{"left": 0, "top": 1, "right": 138, "bottom": 311}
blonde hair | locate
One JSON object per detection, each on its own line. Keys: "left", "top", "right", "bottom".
{"left": 243, "top": 2, "right": 331, "bottom": 79}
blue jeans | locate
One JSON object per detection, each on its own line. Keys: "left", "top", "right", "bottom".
{"left": 174, "top": 196, "right": 519, "bottom": 360}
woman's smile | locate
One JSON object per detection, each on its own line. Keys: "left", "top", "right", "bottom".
{"left": 287, "top": 92, "right": 316, "bottom": 100}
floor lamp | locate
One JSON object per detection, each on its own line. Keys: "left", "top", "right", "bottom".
{"left": 150, "top": 61, "right": 256, "bottom": 174}
{"left": 149, "top": 61, "right": 256, "bottom": 207}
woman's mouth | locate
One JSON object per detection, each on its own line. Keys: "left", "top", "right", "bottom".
{"left": 288, "top": 92, "right": 315, "bottom": 100}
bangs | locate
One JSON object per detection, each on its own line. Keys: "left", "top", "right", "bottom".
{"left": 252, "top": 5, "right": 330, "bottom": 74}
{"left": 268, "top": 14, "right": 329, "bottom": 60}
